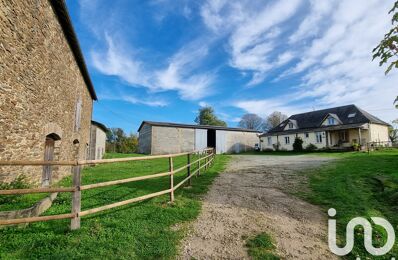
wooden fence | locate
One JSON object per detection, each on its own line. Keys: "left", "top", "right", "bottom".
{"left": 0, "top": 148, "right": 215, "bottom": 230}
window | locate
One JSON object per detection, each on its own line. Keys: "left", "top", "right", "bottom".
{"left": 316, "top": 132, "right": 323, "bottom": 143}
{"left": 305, "top": 132, "right": 309, "bottom": 138}
{"left": 348, "top": 113, "right": 356, "bottom": 118}
{"left": 339, "top": 131, "right": 348, "bottom": 141}
{"left": 328, "top": 117, "right": 335, "bottom": 125}
{"left": 285, "top": 136, "right": 290, "bottom": 144}
{"left": 74, "top": 97, "right": 82, "bottom": 132}
{"left": 267, "top": 137, "right": 272, "bottom": 145}
{"left": 288, "top": 122, "right": 294, "bottom": 129}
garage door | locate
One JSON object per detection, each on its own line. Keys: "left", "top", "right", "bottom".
{"left": 216, "top": 130, "right": 227, "bottom": 154}
{"left": 195, "top": 129, "right": 207, "bottom": 150}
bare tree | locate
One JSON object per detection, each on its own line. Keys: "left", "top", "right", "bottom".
{"left": 265, "top": 111, "right": 288, "bottom": 130}
{"left": 238, "top": 113, "right": 265, "bottom": 131}
{"left": 391, "top": 119, "right": 398, "bottom": 143}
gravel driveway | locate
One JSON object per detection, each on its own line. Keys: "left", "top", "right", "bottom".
{"left": 179, "top": 155, "right": 338, "bottom": 259}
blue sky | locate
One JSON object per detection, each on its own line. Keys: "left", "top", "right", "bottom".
{"left": 66, "top": 0, "right": 398, "bottom": 133}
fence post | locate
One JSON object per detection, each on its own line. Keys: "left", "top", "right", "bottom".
{"left": 71, "top": 165, "right": 81, "bottom": 230}
{"left": 169, "top": 156, "right": 174, "bottom": 203}
{"left": 187, "top": 153, "right": 191, "bottom": 186}
{"left": 213, "top": 148, "right": 216, "bottom": 166}
{"left": 198, "top": 151, "right": 201, "bottom": 176}
{"left": 206, "top": 150, "right": 209, "bottom": 171}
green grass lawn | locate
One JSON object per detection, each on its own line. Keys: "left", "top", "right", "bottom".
{"left": 240, "top": 150, "right": 350, "bottom": 156}
{"left": 244, "top": 232, "right": 279, "bottom": 260}
{"left": 0, "top": 153, "right": 229, "bottom": 259}
{"left": 299, "top": 149, "right": 398, "bottom": 259}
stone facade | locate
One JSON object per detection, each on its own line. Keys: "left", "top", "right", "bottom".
{"left": 138, "top": 124, "right": 152, "bottom": 154}
{"left": 138, "top": 122, "right": 260, "bottom": 155}
{"left": 0, "top": 0, "right": 94, "bottom": 185}
{"left": 224, "top": 131, "right": 259, "bottom": 153}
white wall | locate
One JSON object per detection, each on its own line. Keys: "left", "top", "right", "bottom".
{"left": 95, "top": 128, "right": 106, "bottom": 159}
{"left": 368, "top": 123, "right": 389, "bottom": 143}
{"left": 261, "top": 131, "right": 327, "bottom": 151}
{"left": 194, "top": 129, "right": 207, "bottom": 150}
{"left": 216, "top": 130, "right": 227, "bottom": 154}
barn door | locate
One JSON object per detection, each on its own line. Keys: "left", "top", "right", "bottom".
{"left": 42, "top": 137, "right": 55, "bottom": 187}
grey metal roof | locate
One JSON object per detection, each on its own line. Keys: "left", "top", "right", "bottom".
{"left": 50, "top": 0, "right": 97, "bottom": 100}
{"left": 262, "top": 104, "right": 389, "bottom": 136}
{"left": 138, "top": 121, "right": 262, "bottom": 133}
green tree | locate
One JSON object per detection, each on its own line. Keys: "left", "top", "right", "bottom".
{"left": 195, "top": 106, "right": 227, "bottom": 126}
{"left": 373, "top": 1, "right": 398, "bottom": 74}
{"left": 293, "top": 137, "right": 304, "bottom": 152}
{"left": 106, "top": 128, "right": 138, "bottom": 154}
{"left": 373, "top": 1, "right": 398, "bottom": 108}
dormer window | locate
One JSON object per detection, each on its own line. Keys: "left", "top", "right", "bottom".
{"left": 288, "top": 122, "right": 294, "bottom": 129}
{"left": 348, "top": 113, "right": 356, "bottom": 118}
{"left": 328, "top": 117, "right": 335, "bottom": 125}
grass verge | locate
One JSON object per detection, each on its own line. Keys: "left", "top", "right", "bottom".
{"left": 299, "top": 150, "right": 398, "bottom": 259}
{"left": 244, "top": 232, "right": 279, "bottom": 260}
{"left": 0, "top": 153, "right": 229, "bottom": 259}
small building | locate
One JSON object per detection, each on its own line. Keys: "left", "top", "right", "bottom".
{"left": 89, "top": 121, "right": 108, "bottom": 160}
{"left": 138, "top": 121, "right": 261, "bottom": 155}
{"left": 260, "top": 104, "right": 390, "bottom": 151}
{"left": 0, "top": 0, "right": 97, "bottom": 185}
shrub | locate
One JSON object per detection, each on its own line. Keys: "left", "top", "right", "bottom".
{"left": 352, "top": 142, "right": 360, "bottom": 151}
{"left": 272, "top": 141, "right": 281, "bottom": 151}
{"left": 0, "top": 175, "right": 30, "bottom": 204}
{"left": 293, "top": 137, "right": 303, "bottom": 152}
{"left": 305, "top": 143, "right": 318, "bottom": 151}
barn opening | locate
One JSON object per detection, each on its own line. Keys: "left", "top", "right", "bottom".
{"left": 42, "top": 133, "right": 61, "bottom": 187}
{"left": 207, "top": 129, "right": 216, "bottom": 149}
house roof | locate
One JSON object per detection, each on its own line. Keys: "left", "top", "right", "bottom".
{"left": 261, "top": 104, "right": 389, "bottom": 136}
{"left": 91, "top": 120, "right": 108, "bottom": 132}
{"left": 50, "top": 0, "right": 97, "bottom": 100}
{"left": 138, "top": 121, "right": 262, "bottom": 133}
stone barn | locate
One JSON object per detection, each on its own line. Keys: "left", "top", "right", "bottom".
{"left": 138, "top": 121, "right": 261, "bottom": 155}
{"left": 89, "top": 121, "right": 108, "bottom": 160}
{"left": 0, "top": 0, "right": 97, "bottom": 186}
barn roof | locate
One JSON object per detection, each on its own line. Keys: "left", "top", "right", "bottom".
{"left": 138, "top": 121, "right": 262, "bottom": 133}
{"left": 91, "top": 120, "right": 108, "bottom": 132}
{"left": 50, "top": 0, "right": 97, "bottom": 100}
{"left": 261, "top": 104, "right": 389, "bottom": 136}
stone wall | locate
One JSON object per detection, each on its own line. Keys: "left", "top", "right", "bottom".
{"left": 151, "top": 126, "right": 195, "bottom": 155}
{"left": 225, "top": 131, "right": 259, "bottom": 153}
{"left": 0, "top": 0, "right": 93, "bottom": 185}
{"left": 138, "top": 123, "right": 152, "bottom": 154}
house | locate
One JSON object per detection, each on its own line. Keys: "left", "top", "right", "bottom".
{"left": 260, "top": 105, "right": 390, "bottom": 151}
{"left": 0, "top": 0, "right": 97, "bottom": 185}
{"left": 138, "top": 121, "right": 261, "bottom": 155}
{"left": 89, "top": 121, "right": 108, "bottom": 160}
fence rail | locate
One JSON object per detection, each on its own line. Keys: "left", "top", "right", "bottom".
{"left": 0, "top": 148, "right": 216, "bottom": 229}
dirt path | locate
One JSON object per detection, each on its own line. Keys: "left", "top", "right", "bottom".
{"left": 179, "top": 155, "right": 339, "bottom": 259}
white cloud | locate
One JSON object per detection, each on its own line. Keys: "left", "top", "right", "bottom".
{"left": 199, "top": 101, "right": 209, "bottom": 107}
{"left": 234, "top": 0, "right": 398, "bottom": 123}
{"left": 98, "top": 90, "right": 168, "bottom": 107}
{"left": 120, "top": 95, "right": 168, "bottom": 107}
{"left": 201, "top": 0, "right": 303, "bottom": 86}
{"left": 91, "top": 35, "right": 214, "bottom": 101}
